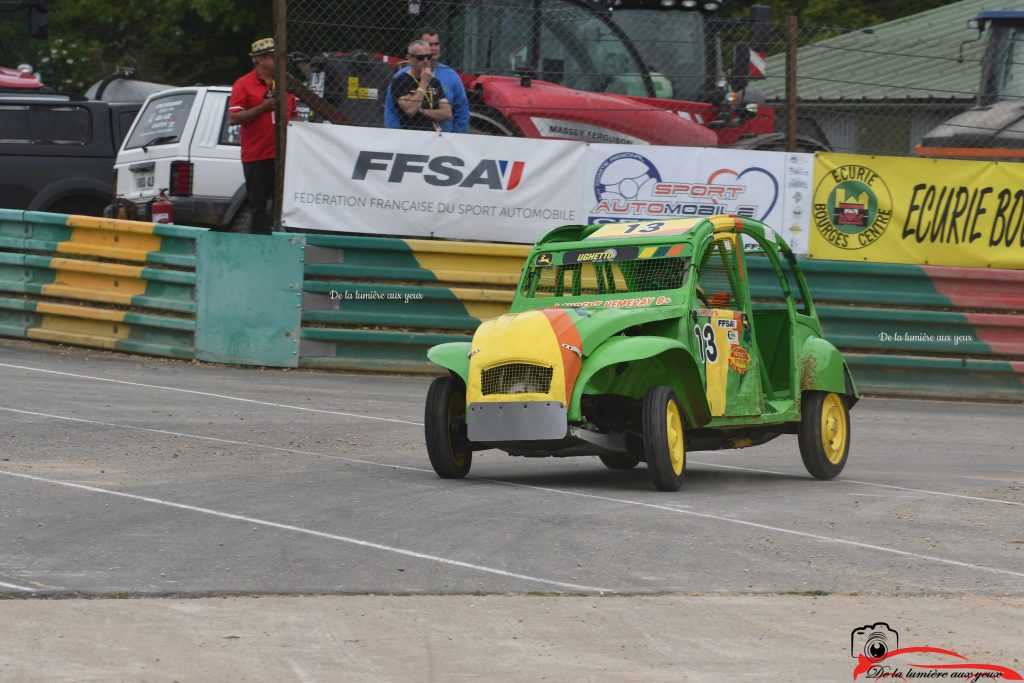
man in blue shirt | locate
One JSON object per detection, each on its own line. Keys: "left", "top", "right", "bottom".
{"left": 385, "top": 28, "right": 469, "bottom": 133}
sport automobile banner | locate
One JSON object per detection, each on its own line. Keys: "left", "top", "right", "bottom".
{"left": 582, "top": 145, "right": 814, "bottom": 254}
{"left": 809, "top": 153, "right": 1024, "bottom": 269}
{"left": 282, "top": 122, "right": 587, "bottom": 242}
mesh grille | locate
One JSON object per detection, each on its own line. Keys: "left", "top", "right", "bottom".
{"left": 481, "top": 363, "right": 553, "bottom": 396}
{"left": 696, "top": 240, "right": 740, "bottom": 309}
{"left": 525, "top": 257, "right": 688, "bottom": 298}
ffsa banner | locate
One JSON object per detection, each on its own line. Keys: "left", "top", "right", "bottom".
{"left": 583, "top": 145, "right": 814, "bottom": 254}
{"left": 810, "top": 153, "right": 1024, "bottom": 269}
{"left": 282, "top": 123, "right": 586, "bottom": 242}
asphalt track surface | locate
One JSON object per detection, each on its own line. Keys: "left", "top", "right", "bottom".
{"left": 1, "top": 339, "right": 1022, "bottom": 598}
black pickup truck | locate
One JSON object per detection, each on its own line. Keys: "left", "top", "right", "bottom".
{"left": 0, "top": 93, "right": 142, "bottom": 216}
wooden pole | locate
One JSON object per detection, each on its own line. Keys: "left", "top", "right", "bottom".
{"left": 786, "top": 15, "right": 798, "bottom": 152}
{"left": 273, "top": 0, "right": 288, "bottom": 231}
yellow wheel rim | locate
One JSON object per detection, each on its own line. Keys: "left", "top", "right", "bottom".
{"left": 447, "top": 390, "right": 470, "bottom": 467}
{"left": 820, "top": 393, "right": 848, "bottom": 465}
{"left": 665, "top": 400, "right": 685, "bottom": 476}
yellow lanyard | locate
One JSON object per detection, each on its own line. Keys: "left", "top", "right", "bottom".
{"left": 258, "top": 75, "right": 276, "bottom": 103}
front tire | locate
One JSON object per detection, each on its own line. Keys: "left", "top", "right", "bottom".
{"left": 642, "top": 387, "right": 686, "bottom": 491}
{"left": 798, "top": 391, "right": 850, "bottom": 479}
{"left": 424, "top": 376, "right": 473, "bottom": 478}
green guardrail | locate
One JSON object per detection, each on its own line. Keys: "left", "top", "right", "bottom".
{"left": 0, "top": 210, "right": 203, "bottom": 358}
{"left": 295, "top": 234, "right": 1024, "bottom": 401}
{"left": 2, "top": 212, "right": 1019, "bottom": 401}
{"left": 0, "top": 210, "right": 303, "bottom": 366}
{"left": 297, "top": 233, "right": 527, "bottom": 368}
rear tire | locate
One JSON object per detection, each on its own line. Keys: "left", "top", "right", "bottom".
{"left": 642, "top": 386, "right": 686, "bottom": 491}
{"left": 598, "top": 452, "right": 641, "bottom": 470}
{"left": 424, "top": 376, "right": 473, "bottom": 478}
{"left": 798, "top": 391, "right": 850, "bottom": 479}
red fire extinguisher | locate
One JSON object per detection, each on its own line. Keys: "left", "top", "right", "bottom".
{"left": 151, "top": 189, "right": 174, "bottom": 224}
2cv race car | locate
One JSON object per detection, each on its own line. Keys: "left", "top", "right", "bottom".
{"left": 424, "top": 215, "right": 858, "bottom": 491}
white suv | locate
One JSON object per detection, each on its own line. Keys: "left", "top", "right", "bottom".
{"left": 112, "top": 86, "right": 247, "bottom": 229}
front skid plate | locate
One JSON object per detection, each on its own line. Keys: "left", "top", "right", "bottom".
{"left": 467, "top": 401, "right": 567, "bottom": 442}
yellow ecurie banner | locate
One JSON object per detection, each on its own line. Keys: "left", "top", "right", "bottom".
{"left": 809, "top": 153, "right": 1024, "bottom": 269}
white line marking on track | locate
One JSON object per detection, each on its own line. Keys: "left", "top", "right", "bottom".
{"left": 5, "top": 401, "right": 1015, "bottom": 510}
{"left": 477, "top": 478, "right": 694, "bottom": 513}
{"left": 0, "top": 580, "right": 36, "bottom": 593}
{"left": 0, "top": 406, "right": 434, "bottom": 474}
{"left": 0, "top": 468, "right": 612, "bottom": 595}
{"left": 0, "top": 362, "right": 422, "bottom": 427}
{"left": 690, "top": 461, "right": 1024, "bottom": 507}
{"left": 483, "top": 479, "right": 1024, "bottom": 581}
{"left": 5, "top": 406, "right": 1023, "bottom": 582}
{"left": 0, "top": 405, "right": 688, "bottom": 518}
{"left": 3, "top": 362, "right": 1017, "bottom": 511}
{"left": 841, "top": 493, "right": 891, "bottom": 498}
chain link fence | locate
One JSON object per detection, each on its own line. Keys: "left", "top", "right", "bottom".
{"left": 281, "top": 0, "right": 1007, "bottom": 159}
{"left": 757, "top": 15, "right": 985, "bottom": 158}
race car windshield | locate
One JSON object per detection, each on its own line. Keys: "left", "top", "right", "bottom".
{"left": 523, "top": 256, "right": 690, "bottom": 298}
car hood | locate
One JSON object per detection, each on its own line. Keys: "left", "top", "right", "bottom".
{"left": 467, "top": 303, "right": 684, "bottom": 406}
{"left": 503, "top": 302, "right": 685, "bottom": 357}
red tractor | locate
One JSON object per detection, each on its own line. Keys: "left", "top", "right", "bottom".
{"left": 420, "top": 0, "right": 781, "bottom": 148}
{"left": 306, "top": 0, "right": 827, "bottom": 150}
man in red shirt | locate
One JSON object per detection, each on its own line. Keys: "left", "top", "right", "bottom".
{"left": 229, "top": 38, "right": 296, "bottom": 235}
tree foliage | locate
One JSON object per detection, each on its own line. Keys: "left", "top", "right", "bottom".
{"left": 47, "top": 0, "right": 269, "bottom": 90}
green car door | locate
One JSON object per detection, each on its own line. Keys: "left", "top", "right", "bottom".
{"left": 690, "top": 231, "right": 764, "bottom": 419}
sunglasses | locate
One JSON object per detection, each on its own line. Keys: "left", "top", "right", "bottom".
{"left": 409, "top": 54, "right": 432, "bottom": 61}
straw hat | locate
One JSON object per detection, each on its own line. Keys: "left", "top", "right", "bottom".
{"left": 250, "top": 38, "right": 274, "bottom": 56}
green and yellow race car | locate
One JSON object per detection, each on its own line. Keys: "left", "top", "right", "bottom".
{"left": 424, "top": 215, "right": 858, "bottom": 491}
